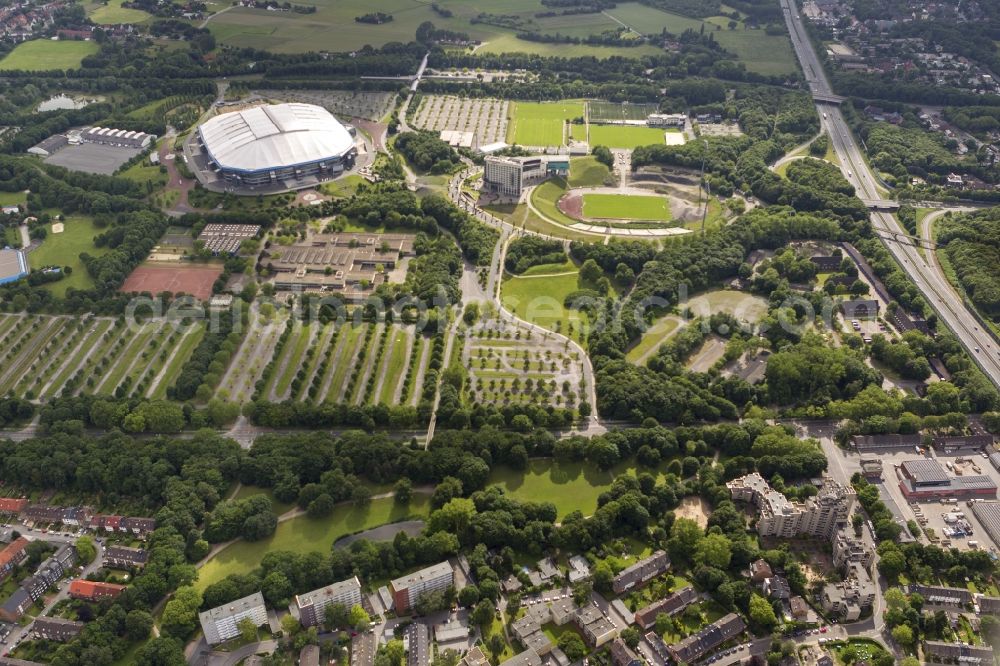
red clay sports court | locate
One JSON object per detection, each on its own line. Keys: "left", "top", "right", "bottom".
{"left": 120, "top": 264, "right": 223, "bottom": 301}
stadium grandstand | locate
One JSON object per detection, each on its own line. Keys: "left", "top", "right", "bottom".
{"left": 197, "top": 103, "right": 357, "bottom": 187}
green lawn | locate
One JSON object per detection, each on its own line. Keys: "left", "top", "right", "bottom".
{"left": 587, "top": 125, "right": 667, "bottom": 150}
{"left": 88, "top": 0, "right": 151, "bottom": 23}
{"left": 501, "top": 267, "right": 591, "bottom": 344}
{"left": 625, "top": 315, "right": 683, "bottom": 364}
{"left": 231, "top": 485, "right": 296, "bottom": 516}
{"left": 150, "top": 324, "right": 206, "bottom": 399}
{"left": 583, "top": 193, "right": 670, "bottom": 221}
{"left": 485, "top": 202, "right": 604, "bottom": 241}
{"left": 29, "top": 216, "right": 107, "bottom": 296}
{"left": 196, "top": 495, "right": 430, "bottom": 590}
{"left": 568, "top": 156, "right": 611, "bottom": 188}
{"left": 487, "top": 457, "right": 674, "bottom": 518}
{"left": 376, "top": 327, "right": 410, "bottom": 405}
{"left": 508, "top": 101, "right": 585, "bottom": 147}
{"left": 0, "top": 40, "right": 99, "bottom": 71}
{"left": 476, "top": 33, "right": 663, "bottom": 58}
{"left": 0, "top": 191, "right": 27, "bottom": 207}
{"left": 530, "top": 178, "right": 583, "bottom": 228}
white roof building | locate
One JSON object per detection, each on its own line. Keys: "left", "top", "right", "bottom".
{"left": 198, "top": 103, "right": 355, "bottom": 174}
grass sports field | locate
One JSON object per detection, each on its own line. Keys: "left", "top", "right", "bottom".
{"left": 29, "top": 217, "right": 108, "bottom": 296}
{"left": 507, "top": 101, "right": 584, "bottom": 146}
{"left": 587, "top": 125, "right": 667, "bottom": 149}
{"left": 583, "top": 193, "right": 670, "bottom": 221}
{"left": 0, "top": 40, "right": 99, "bottom": 71}
{"left": 88, "top": 0, "right": 150, "bottom": 24}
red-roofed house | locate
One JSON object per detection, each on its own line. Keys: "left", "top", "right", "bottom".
{"left": 0, "top": 537, "right": 30, "bottom": 579}
{"left": 68, "top": 580, "right": 126, "bottom": 602}
{"left": 0, "top": 499, "right": 27, "bottom": 514}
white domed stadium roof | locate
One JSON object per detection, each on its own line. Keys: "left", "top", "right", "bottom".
{"left": 199, "top": 103, "right": 354, "bottom": 173}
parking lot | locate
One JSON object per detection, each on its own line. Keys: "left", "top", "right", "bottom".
{"left": 44, "top": 142, "right": 140, "bottom": 175}
{"left": 863, "top": 448, "right": 1000, "bottom": 554}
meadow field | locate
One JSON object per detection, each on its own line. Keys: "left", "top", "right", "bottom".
{"left": 0, "top": 40, "right": 99, "bottom": 71}
{"left": 29, "top": 216, "right": 108, "bottom": 296}
{"left": 583, "top": 193, "right": 671, "bottom": 221}
{"left": 201, "top": 0, "right": 794, "bottom": 73}
{"left": 87, "top": 0, "right": 151, "bottom": 24}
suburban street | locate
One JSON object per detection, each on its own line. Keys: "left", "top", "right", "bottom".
{"left": 780, "top": 0, "right": 1000, "bottom": 391}
{"left": 1, "top": 527, "right": 106, "bottom": 654}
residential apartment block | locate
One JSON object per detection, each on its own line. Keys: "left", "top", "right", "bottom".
{"left": 390, "top": 562, "right": 454, "bottom": 612}
{"left": 68, "top": 580, "right": 127, "bottom": 602}
{"left": 634, "top": 586, "right": 698, "bottom": 629}
{"left": 612, "top": 550, "right": 670, "bottom": 595}
{"left": 666, "top": 613, "right": 746, "bottom": 664}
{"left": 727, "top": 473, "right": 855, "bottom": 539}
{"left": 198, "top": 592, "right": 268, "bottom": 645}
{"left": 296, "top": 576, "right": 363, "bottom": 628}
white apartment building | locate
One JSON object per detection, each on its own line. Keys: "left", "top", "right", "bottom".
{"left": 727, "top": 473, "right": 855, "bottom": 540}
{"left": 199, "top": 591, "right": 268, "bottom": 645}
{"left": 646, "top": 113, "right": 686, "bottom": 128}
{"left": 390, "top": 561, "right": 454, "bottom": 611}
{"left": 295, "top": 575, "right": 363, "bottom": 627}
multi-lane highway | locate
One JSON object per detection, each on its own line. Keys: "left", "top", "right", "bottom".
{"left": 779, "top": 0, "right": 1000, "bottom": 389}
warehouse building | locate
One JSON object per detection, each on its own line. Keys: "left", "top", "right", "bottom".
{"left": 198, "top": 103, "right": 357, "bottom": 187}
{"left": 0, "top": 249, "right": 28, "bottom": 286}
{"left": 898, "top": 459, "right": 997, "bottom": 500}
{"left": 972, "top": 500, "right": 1000, "bottom": 550}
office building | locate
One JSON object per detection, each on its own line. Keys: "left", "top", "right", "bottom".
{"left": 198, "top": 591, "right": 268, "bottom": 645}
{"left": 482, "top": 156, "right": 569, "bottom": 198}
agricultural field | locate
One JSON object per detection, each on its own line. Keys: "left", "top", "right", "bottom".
{"left": 586, "top": 124, "right": 669, "bottom": 149}
{"left": 255, "top": 89, "right": 395, "bottom": 122}
{"left": 28, "top": 216, "right": 108, "bottom": 297}
{"left": 0, "top": 40, "right": 99, "bottom": 71}
{"left": 0, "top": 314, "right": 204, "bottom": 400}
{"left": 87, "top": 0, "right": 151, "bottom": 24}
{"left": 583, "top": 193, "right": 671, "bottom": 221}
{"left": 412, "top": 96, "right": 509, "bottom": 146}
{"left": 462, "top": 319, "right": 586, "bottom": 410}
{"left": 507, "top": 101, "right": 585, "bottom": 147}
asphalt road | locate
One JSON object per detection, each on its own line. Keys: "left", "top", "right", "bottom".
{"left": 780, "top": 0, "right": 1000, "bottom": 391}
